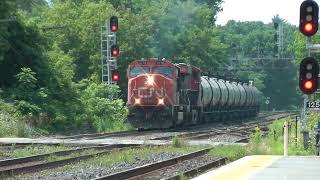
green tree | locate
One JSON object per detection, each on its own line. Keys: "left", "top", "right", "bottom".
{"left": 220, "top": 19, "right": 299, "bottom": 110}
{"left": 80, "top": 83, "right": 128, "bottom": 132}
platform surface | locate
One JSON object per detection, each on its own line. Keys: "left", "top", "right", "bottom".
{"left": 193, "top": 155, "right": 320, "bottom": 180}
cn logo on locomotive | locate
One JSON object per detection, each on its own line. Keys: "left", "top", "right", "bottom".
{"left": 137, "top": 87, "right": 165, "bottom": 98}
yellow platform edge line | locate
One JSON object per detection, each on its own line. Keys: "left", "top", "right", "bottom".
{"left": 192, "top": 155, "right": 282, "bottom": 180}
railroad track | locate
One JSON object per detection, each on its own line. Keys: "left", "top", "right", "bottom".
{"left": 0, "top": 112, "right": 295, "bottom": 149}
{"left": 56, "top": 112, "right": 283, "bottom": 141}
{"left": 0, "top": 112, "right": 296, "bottom": 179}
{"left": 92, "top": 112, "right": 296, "bottom": 180}
{"left": 94, "top": 148, "right": 226, "bottom": 180}
{"left": 0, "top": 144, "right": 141, "bottom": 178}
{"left": 58, "top": 130, "right": 141, "bottom": 139}
{"left": 150, "top": 112, "right": 295, "bottom": 141}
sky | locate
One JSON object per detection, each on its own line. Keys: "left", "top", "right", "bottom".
{"left": 216, "top": 0, "right": 320, "bottom": 26}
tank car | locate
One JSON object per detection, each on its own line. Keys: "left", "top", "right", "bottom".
{"left": 127, "top": 58, "right": 261, "bottom": 129}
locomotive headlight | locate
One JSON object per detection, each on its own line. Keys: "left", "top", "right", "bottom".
{"left": 158, "top": 98, "right": 164, "bottom": 105}
{"left": 146, "top": 76, "right": 154, "bottom": 86}
{"left": 135, "top": 98, "right": 141, "bottom": 105}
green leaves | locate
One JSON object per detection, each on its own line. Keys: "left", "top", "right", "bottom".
{"left": 14, "top": 67, "right": 38, "bottom": 101}
{"left": 80, "top": 83, "right": 128, "bottom": 132}
{"left": 16, "top": 67, "right": 37, "bottom": 89}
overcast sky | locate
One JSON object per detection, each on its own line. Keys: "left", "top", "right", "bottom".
{"left": 216, "top": 0, "right": 320, "bottom": 25}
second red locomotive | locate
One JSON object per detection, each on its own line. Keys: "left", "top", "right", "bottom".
{"left": 127, "top": 58, "right": 261, "bottom": 129}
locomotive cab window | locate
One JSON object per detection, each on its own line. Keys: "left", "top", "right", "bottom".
{"left": 152, "top": 67, "right": 173, "bottom": 77}
{"left": 129, "top": 66, "right": 150, "bottom": 77}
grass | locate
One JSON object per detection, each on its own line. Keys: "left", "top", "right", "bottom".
{"left": 0, "top": 101, "right": 48, "bottom": 138}
{"left": 0, "top": 145, "right": 73, "bottom": 159}
{"left": 178, "top": 173, "right": 189, "bottom": 180}
{"left": 172, "top": 135, "right": 187, "bottom": 148}
{"left": 208, "top": 115, "right": 320, "bottom": 161}
{"left": 41, "top": 145, "right": 208, "bottom": 173}
{"left": 246, "top": 116, "right": 315, "bottom": 156}
{"left": 16, "top": 145, "right": 209, "bottom": 179}
{"left": 0, "top": 111, "right": 30, "bottom": 137}
{"left": 13, "top": 114, "right": 320, "bottom": 179}
{"left": 45, "top": 149, "right": 98, "bottom": 162}
{"left": 87, "top": 145, "right": 207, "bottom": 168}
{"left": 207, "top": 144, "right": 247, "bottom": 161}
{"left": 0, "top": 145, "right": 102, "bottom": 162}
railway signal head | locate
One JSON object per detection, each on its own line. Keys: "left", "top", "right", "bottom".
{"left": 274, "top": 22, "right": 279, "bottom": 29}
{"left": 299, "top": 57, "right": 319, "bottom": 94}
{"left": 110, "top": 16, "right": 118, "bottom": 32}
{"left": 111, "top": 70, "right": 120, "bottom": 82}
{"left": 300, "top": 0, "right": 319, "bottom": 36}
{"left": 111, "top": 45, "right": 120, "bottom": 57}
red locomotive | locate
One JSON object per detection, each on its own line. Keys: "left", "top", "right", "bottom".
{"left": 127, "top": 58, "right": 261, "bottom": 129}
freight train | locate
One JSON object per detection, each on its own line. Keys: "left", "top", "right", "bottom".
{"left": 127, "top": 58, "right": 261, "bottom": 129}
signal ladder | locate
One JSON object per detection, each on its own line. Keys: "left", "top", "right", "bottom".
{"left": 101, "top": 20, "right": 117, "bottom": 85}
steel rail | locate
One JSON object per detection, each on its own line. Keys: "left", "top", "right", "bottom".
{"left": 58, "top": 130, "right": 139, "bottom": 139}
{"left": 151, "top": 112, "right": 294, "bottom": 141}
{"left": 95, "top": 148, "right": 213, "bottom": 180}
{"left": 165, "top": 157, "right": 226, "bottom": 180}
{"left": 58, "top": 112, "right": 278, "bottom": 140}
{"left": 0, "top": 144, "right": 138, "bottom": 168}
{"left": 0, "top": 144, "right": 141, "bottom": 177}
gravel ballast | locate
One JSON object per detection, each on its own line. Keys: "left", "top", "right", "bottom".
{"left": 19, "top": 152, "right": 184, "bottom": 180}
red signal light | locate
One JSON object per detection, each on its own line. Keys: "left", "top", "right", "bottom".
{"left": 111, "top": 70, "right": 120, "bottom": 81}
{"left": 304, "top": 22, "right": 314, "bottom": 32}
{"left": 111, "top": 45, "right": 119, "bottom": 57}
{"left": 112, "top": 74, "right": 119, "bottom": 81}
{"left": 304, "top": 80, "right": 314, "bottom": 90}
{"left": 111, "top": 25, "right": 118, "bottom": 32}
{"left": 112, "top": 50, "right": 119, "bottom": 56}
{"left": 300, "top": 0, "right": 319, "bottom": 36}
{"left": 110, "top": 16, "right": 118, "bottom": 32}
{"left": 299, "top": 57, "right": 319, "bottom": 94}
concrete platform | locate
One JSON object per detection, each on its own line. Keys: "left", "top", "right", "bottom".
{"left": 193, "top": 155, "right": 320, "bottom": 180}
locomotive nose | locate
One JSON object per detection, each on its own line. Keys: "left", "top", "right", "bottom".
{"left": 146, "top": 75, "right": 154, "bottom": 86}
{"left": 128, "top": 74, "right": 173, "bottom": 106}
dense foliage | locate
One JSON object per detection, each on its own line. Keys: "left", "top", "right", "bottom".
{"left": 219, "top": 18, "right": 300, "bottom": 110}
{"left": 0, "top": 0, "right": 302, "bottom": 135}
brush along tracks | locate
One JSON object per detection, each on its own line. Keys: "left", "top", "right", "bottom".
{"left": 95, "top": 148, "right": 226, "bottom": 180}
{"left": 151, "top": 112, "right": 296, "bottom": 142}
{"left": 57, "top": 112, "right": 285, "bottom": 141}
{"left": 0, "top": 144, "right": 141, "bottom": 178}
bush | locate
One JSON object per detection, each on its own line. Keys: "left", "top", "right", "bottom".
{"left": 171, "top": 135, "right": 187, "bottom": 148}
{"left": 80, "top": 83, "right": 130, "bottom": 132}
{"left": 0, "top": 101, "right": 37, "bottom": 137}
{"left": 248, "top": 117, "right": 315, "bottom": 155}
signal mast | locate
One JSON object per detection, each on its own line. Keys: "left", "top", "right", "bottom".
{"left": 101, "top": 16, "right": 120, "bottom": 85}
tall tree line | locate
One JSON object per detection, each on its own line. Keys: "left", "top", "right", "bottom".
{"left": 0, "top": 0, "right": 301, "bottom": 133}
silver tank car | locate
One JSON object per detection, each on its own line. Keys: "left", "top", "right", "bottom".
{"left": 200, "top": 77, "right": 261, "bottom": 110}
{"left": 208, "top": 78, "right": 221, "bottom": 107}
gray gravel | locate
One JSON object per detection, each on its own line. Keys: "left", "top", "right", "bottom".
{"left": 17, "top": 152, "right": 183, "bottom": 180}
{"left": 131, "top": 155, "right": 219, "bottom": 180}
{"left": 208, "top": 134, "right": 245, "bottom": 143}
